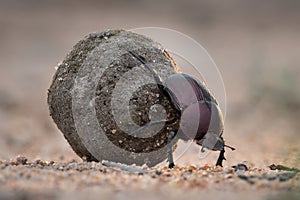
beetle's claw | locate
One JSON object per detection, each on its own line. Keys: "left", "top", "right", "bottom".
{"left": 168, "top": 162, "right": 175, "bottom": 169}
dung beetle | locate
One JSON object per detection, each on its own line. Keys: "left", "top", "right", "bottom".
{"left": 129, "top": 51, "right": 235, "bottom": 168}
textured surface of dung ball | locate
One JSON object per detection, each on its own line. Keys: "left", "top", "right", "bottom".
{"left": 47, "top": 29, "right": 180, "bottom": 167}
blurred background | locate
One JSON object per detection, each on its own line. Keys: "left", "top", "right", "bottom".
{"left": 0, "top": 0, "right": 299, "bottom": 169}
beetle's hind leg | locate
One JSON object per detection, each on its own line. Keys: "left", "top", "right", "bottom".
{"left": 167, "top": 131, "right": 176, "bottom": 168}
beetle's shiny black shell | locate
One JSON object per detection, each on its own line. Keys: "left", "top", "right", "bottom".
{"left": 164, "top": 74, "right": 216, "bottom": 111}
{"left": 163, "top": 73, "right": 224, "bottom": 150}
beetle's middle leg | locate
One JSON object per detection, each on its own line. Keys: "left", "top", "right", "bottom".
{"left": 167, "top": 131, "right": 176, "bottom": 168}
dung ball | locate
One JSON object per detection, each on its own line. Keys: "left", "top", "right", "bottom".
{"left": 47, "top": 29, "right": 180, "bottom": 167}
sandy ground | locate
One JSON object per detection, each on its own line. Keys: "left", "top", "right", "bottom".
{"left": 0, "top": 0, "right": 299, "bottom": 199}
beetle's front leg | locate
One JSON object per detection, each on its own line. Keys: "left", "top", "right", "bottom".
{"left": 216, "top": 149, "right": 226, "bottom": 167}
{"left": 167, "top": 131, "right": 176, "bottom": 168}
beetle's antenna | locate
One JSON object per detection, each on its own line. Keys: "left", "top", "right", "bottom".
{"left": 129, "top": 51, "right": 164, "bottom": 86}
{"left": 224, "top": 144, "right": 235, "bottom": 151}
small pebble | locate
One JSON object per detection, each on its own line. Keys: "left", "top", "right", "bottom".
{"left": 16, "top": 156, "right": 28, "bottom": 165}
{"left": 111, "top": 129, "right": 117, "bottom": 134}
{"left": 225, "top": 174, "right": 233, "bottom": 179}
{"left": 202, "top": 171, "right": 208, "bottom": 176}
{"left": 232, "top": 163, "right": 248, "bottom": 173}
